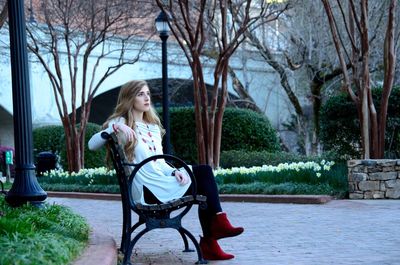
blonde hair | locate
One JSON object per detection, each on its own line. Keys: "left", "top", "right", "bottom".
{"left": 103, "top": 80, "right": 164, "bottom": 162}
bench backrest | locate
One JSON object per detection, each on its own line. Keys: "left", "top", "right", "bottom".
{"left": 102, "top": 132, "right": 133, "bottom": 210}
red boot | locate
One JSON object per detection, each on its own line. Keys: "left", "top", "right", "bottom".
{"left": 200, "top": 236, "right": 234, "bottom": 260}
{"left": 210, "top": 212, "right": 244, "bottom": 239}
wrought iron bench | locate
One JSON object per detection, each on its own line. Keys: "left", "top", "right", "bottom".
{"left": 101, "top": 132, "right": 208, "bottom": 265}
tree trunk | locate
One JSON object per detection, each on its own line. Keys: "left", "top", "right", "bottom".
{"left": 377, "top": 0, "right": 397, "bottom": 158}
{"left": 0, "top": 1, "right": 7, "bottom": 29}
{"left": 192, "top": 63, "right": 207, "bottom": 164}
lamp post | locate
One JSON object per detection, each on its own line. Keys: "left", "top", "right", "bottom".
{"left": 29, "top": 0, "right": 36, "bottom": 23}
{"left": 6, "top": 0, "right": 47, "bottom": 207}
{"left": 155, "top": 11, "right": 171, "bottom": 154}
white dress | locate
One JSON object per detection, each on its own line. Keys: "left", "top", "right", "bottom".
{"left": 88, "top": 117, "right": 191, "bottom": 204}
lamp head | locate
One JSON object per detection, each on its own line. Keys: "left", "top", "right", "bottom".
{"left": 155, "top": 11, "right": 170, "bottom": 36}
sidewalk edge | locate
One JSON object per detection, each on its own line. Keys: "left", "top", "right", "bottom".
{"left": 73, "top": 231, "right": 117, "bottom": 265}
{"left": 47, "top": 191, "right": 332, "bottom": 204}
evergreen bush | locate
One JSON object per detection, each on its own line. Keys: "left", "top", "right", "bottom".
{"left": 219, "top": 150, "right": 339, "bottom": 168}
{"left": 58, "top": 123, "right": 106, "bottom": 169}
{"left": 320, "top": 87, "right": 400, "bottom": 158}
{"left": 162, "top": 107, "right": 280, "bottom": 163}
{"left": 33, "top": 125, "right": 65, "bottom": 157}
{"left": 33, "top": 123, "right": 106, "bottom": 170}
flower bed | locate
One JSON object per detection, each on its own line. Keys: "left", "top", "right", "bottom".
{"left": 38, "top": 160, "right": 347, "bottom": 197}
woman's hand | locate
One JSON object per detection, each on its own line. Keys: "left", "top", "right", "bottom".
{"left": 174, "top": 170, "right": 190, "bottom": 185}
{"left": 112, "top": 123, "right": 136, "bottom": 142}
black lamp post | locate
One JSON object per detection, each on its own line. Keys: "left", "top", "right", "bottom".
{"left": 6, "top": 0, "right": 47, "bottom": 207}
{"left": 28, "top": 0, "right": 36, "bottom": 23}
{"left": 155, "top": 11, "right": 171, "bottom": 154}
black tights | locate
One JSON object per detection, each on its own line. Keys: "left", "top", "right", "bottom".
{"left": 188, "top": 164, "right": 222, "bottom": 237}
{"left": 143, "top": 164, "right": 222, "bottom": 237}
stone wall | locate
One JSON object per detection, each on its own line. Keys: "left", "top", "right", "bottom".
{"left": 348, "top": 159, "right": 400, "bottom": 199}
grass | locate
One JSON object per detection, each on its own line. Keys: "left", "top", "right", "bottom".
{"left": 0, "top": 196, "right": 90, "bottom": 265}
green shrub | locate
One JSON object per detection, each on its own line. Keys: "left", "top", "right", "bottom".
{"left": 162, "top": 107, "right": 280, "bottom": 163}
{"left": 0, "top": 196, "right": 89, "bottom": 265}
{"left": 80, "top": 123, "right": 107, "bottom": 168}
{"left": 34, "top": 123, "right": 106, "bottom": 170}
{"left": 33, "top": 125, "right": 65, "bottom": 157}
{"left": 221, "top": 108, "right": 280, "bottom": 152}
{"left": 220, "top": 150, "right": 340, "bottom": 168}
{"left": 168, "top": 107, "right": 198, "bottom": 163}
{"left": 320, "top": 86, "right": 400, "bottom": 158}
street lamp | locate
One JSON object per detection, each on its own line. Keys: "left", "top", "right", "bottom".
{"left": 155, "top": 11, "right": 171, "bottom": 154}
{"left": 6, "top": 0, "right": 47, "bottom": 207}
{"left": 29, "top": 0, "right": 36, "bottom": 23}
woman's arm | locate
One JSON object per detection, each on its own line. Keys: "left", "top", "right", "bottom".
{"left": 88, "top": 117, "right": 135, "bottom": 151}
{"left": 88, "top": 126, "right": 114, "bottom": 151}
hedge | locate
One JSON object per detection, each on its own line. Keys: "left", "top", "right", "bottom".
{"left": 33, "top": 123, "right": 106, "bottom": 170}
{"left": 320, "top": 86, "right": 400, "bottom": 158}
{"left": 165, "top": 107, "right": 280, "bottom": 163}
{"left": 33, "top": 125, "right": 65, "bottom": 157}
{"left": 33, "top": 108, "right": 280, "bottom": 168}
{"left": 219, "top": 149, "right": 340, "bottom": 169}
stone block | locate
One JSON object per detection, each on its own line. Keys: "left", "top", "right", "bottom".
{"left": 386, "top": 188, "right": 400, "bottom": 199}
{"left": 364, "top": 191, "right": 385, "bottom": 199}
{"left": 349, "top": 192, "right": 364, "bottom": 199}
{"left": 380, "top": 182, "right": 386, "bottom": 191}
{"left": 386, "top": 179, "right": 399, "bottom": 188}
{"left": 361, "top": 160, "right": 378, "bottom": 166}
{"left": 385, "top": 179, "right": 400, "bottom": 199}
{"left": 372, "top": 191, "right": 385, "bottom": 199}
{"left": 348, "top": 160, "right": 362, "bottom": 167}
{"left": 367, "top": 166, "right": 383, "bottom": 173}
{"left": 358, "top": 181, "right": 380, "bottom": 191}
{"left": 349, "top": 165, "right": 363, "bottom": 173}
{"left": 364, "top": 192, "right": 374, "bottom": 199}
{"left": 369, "top": 172, "right": 397, "bottom": 181}
{"left": 348, "top": 173, "right": 367, "bottom": 182}
{"left": 377, "top": 160, "right": 397, "bottom": 167}
{"left": 348, "top": 183, "right": 355, "bottom": 192}
{"left": 382, "top": 166, "right": 395, "bottom": 172}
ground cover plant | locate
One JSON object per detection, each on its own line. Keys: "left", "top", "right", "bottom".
{"left": 37, "top": 159, "right": 348, "bottom": 198}
{"left": 215, "top": 161, "right": 348, "bottom": 198}
{"left": 0, "top": 196, "right": 90, "bottom": 265}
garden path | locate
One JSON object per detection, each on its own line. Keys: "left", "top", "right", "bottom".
{"left": 49, "top": 197, "right": 400, "bottom": 265}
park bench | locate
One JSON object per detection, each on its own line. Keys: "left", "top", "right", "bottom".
{"left": 101, "top": 132, "right": 208, "bottom": 265}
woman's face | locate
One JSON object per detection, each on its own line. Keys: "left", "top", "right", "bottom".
{"left": 132, "top": 85, "right": 151, "bottom": 113}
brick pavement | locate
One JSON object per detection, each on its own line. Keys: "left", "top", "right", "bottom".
{"left": 48, "top": 198, "right": 400, "bottom": 265}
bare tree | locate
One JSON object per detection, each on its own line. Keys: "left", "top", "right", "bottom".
{"left": 0, "top": 1, "right": 7, "bottom": 29}
{"left": 201, "top": 2, "right": 291, "bottom": 114}
{"left": 235, "top": 1, "right": 344, "bottom": 155}
{"left": 156, "top": 0, "right": 289, "bottom": 167}
{"left": 26, "top": 0, "right": 155, "bottom": 172}
{"left": 321, "top": 0, "right": 397, "bottom": 159}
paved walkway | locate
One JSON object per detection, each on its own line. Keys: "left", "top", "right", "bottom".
{"left": 48, "top": 198, "right": 400, "bottom": 265}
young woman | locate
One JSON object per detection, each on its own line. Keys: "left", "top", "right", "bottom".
{"left": 88, "top": 80, "right": 244, "bottom": 260}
